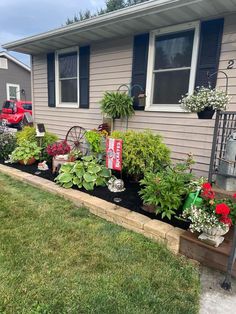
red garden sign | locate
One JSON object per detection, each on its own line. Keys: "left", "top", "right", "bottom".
{"left": 106, "top": 138, "right": 123, "bottom": 171}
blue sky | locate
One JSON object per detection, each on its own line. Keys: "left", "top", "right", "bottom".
{"left": 0, "top": 0, "right": 105, "bottom": 66}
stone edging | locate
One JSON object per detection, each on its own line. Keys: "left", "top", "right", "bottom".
{"left": 0, "top": 164, "right": 185, "bottom": 254}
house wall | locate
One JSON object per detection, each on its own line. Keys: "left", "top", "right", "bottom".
{"left": 32, "top": 13, "right": 236, "bottom": 177}
{"left": 0, "top": 58, "right": 31, "bottom": 108}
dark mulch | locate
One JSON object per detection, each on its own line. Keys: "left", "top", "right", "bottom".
{"left": 0, "top": 159, "right": 190, "bottom": 230}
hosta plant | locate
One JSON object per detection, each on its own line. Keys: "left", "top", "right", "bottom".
{"left": 55, "top": 156, "right": 112, "bottom": 190}
{"left": 100, "top": 91, "right": 134, "bottom": 119}
{"left": 10, "top": 140, "right": 41, "bottom": 164}
{"left": 180, "top": 87, "right": 230, "bottom": 113}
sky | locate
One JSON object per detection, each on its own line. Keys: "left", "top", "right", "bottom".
{"left": 0, "top": 0, "right": 105, "bottom": 66}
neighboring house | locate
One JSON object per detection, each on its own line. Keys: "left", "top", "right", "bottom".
{"left": 3, "top": 0, "right": 236, "bottom": 177}
{"left": 0, "top": 51, "right": 31, "bottom": 109}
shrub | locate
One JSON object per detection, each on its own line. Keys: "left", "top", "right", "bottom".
{"left": 111, "top": 130, "right": 171, "bottom": 179}
{"left": 139, "top": 160, "right": 194, "bottom": 220}
{"left": 10, "top": 140, "right": 41, "bottom": 164}
{"left": 100, "top": 91, "right": 134, "bottom": 119}
{"left": 16, "top": 126, "right": 58, "bottom": 160}
{"left": 55, "top": 156, "right": 112, "bottom": 190}
{"left": 0, "top": 133, "right": 17, "bottom": 160}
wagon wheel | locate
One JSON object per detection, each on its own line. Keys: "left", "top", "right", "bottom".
{"left": 65, "top": 126, "right": 88, "bottom": 156}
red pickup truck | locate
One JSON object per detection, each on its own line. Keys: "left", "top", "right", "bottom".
{"left": 0, "top": 100, "right": 32, "bottom": 130}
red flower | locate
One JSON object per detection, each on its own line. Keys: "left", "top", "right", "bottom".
{"left": 233, "top": 193, "right": 236, "bottom": 199}
{"left": 202, "top": 183, "right": 212, "bottom": 190}
{"left": 220, "top": 216, "right": 232, "bottom": 226}
{"left": 215, "top": 203, "right": 230, "bottom": 216}
{"left": 202, "top": 189, "right": 215, "bottom": 199}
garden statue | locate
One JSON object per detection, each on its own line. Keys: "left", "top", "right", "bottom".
{"left": 108, "top": 177, "right": 125, "bottom": 192}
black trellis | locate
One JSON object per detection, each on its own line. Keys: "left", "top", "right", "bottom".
{"left": 208, "top": 111, "right": 236, "bottom": 183}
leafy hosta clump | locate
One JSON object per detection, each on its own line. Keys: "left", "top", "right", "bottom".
{"left": 55, "top": 156, "right": 112, "bottom": 190}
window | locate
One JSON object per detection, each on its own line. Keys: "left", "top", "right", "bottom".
{"left": 0, "top": 57, "right": 8, "bottom": 69}
{"left": 55, "top": 47, "right": 79, "bottom": 107}
{"left": 6, "top": 83, "right": 20, "bottom": 100}
{"left": 22, "top": 103, "right": 32, "bottom": 110}
{"left": 146, "top": 22, "right": 200, "bottom": 112}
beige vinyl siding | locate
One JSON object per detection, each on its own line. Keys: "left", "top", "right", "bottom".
{"left": 32, "top": 37, "right": 133, "bottom": 138}
{"left": 32, "top": 14, "right": 236, "bottom": 177}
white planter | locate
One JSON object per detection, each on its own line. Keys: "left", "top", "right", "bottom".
{"left": 52, "top": 154, "right": 69, "bottom": 173}
{"left": 198, "top": 225, "right": 230, "bottom": 247}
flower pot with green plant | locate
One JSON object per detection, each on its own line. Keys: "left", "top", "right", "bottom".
{"left": 180, "top": 87, "right": 230, "bottom": 119}
{"left": 139, "top": 158, "right": 195, "bottom": 220}
{"left": 183, "top": 182, "right": 235, "bottom": 247}
{"left": 100, "top": 91, "right": 134, "bottom": 120}
{"left": 10, "top": 140, "right": 41, "bottom": 165}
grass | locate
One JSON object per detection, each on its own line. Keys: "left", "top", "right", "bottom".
{"left": 0, "top": 173, "right": 200, "bottom": 314}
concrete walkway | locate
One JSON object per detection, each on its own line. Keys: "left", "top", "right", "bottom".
{"left": 200, "top": 266, "right": 236, "bottom": 314}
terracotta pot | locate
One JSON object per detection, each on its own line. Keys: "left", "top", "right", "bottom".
{"left": 197, "top": 107, "right": 215, "bottom": 119}
{"left": 142, "top": 204, "right": 156, "bottom": 214}
{"left": 19, "top": 157, "right": 36, "bottom": 166}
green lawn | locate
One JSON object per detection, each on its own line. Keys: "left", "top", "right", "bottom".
{"left": 0, "top": 173, "right": 200, "bottom": 314}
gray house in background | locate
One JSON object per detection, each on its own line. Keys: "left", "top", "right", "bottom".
{"left": 0, "top": 51, "right": 31, "bottom": 109}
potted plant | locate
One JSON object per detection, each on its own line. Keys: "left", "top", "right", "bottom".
{"left": 85, "top": 129, "right": 107, "bottom": 157}
{"left": 180, "top": 87, "right": 230, "bottom": 119}
{"left": 100, "top": 91, "right": 134, "bottom": 120}
{"left": 183, "top": 183, "right": 235, "bottom": 247}
{"left": 10, "top": 140, "right": 41, "bottom": 165}
{"left": 139, "top": 158, "right": 194, "bottom": 220}
{"left": 46, "top": 140, "right": 71, "bottom": 173}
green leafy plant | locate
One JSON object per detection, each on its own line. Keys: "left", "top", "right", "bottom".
{"left": 16, "top": 126, "right": 58, "bottom": 160}
{"left": 55, "top": 155, "right": 112, "bottom": 190}
{"left": 0, "top": 133, "right": 17, "bottom": 160}
{"left": 139, "top": 161, "right": 194, "bottom": 220}
{"left": 111, "top": 130, "right": 171, "bottom": 180}
{"left": 100, "top": 91, "right": 134, "bottom": 119}
{"left": 85, "top": 130, "right": 105, "bottom": 154}
{"left": 10, "top": 140, "right": 42, "bottom": 164}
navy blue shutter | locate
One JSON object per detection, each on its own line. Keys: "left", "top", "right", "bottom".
{"left": 195, "top": 18, "right": 224, "bottom": 89}
{"left": 79, "top": 46, "right": 90, "bottom": 108}
{"left": 47, "top": 53, "right": 56, "bottom": 107}
{"left": 131, "top": 33, "right": 149, "bottom": 110}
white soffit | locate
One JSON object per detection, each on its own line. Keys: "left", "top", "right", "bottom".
{"left": 3, "top": 0, "right": 236, "bottom": 54}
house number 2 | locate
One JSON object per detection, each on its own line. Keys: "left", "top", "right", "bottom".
{"left": 227, "top": 60, "right": 235, "bottom": 69}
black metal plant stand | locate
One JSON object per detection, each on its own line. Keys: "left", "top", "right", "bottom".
{"left": 221, "top": 225, "right": 236, "bottom": 290}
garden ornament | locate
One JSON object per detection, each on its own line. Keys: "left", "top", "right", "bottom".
{"left": 38, "top": 161, "right": 49, "bottom": 171}
{"left": 108, "top": 177, "right": 125, "bottom": 193}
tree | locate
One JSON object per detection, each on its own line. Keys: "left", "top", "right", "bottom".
{"left": 66, "top": 0, "right": 149, "bottom": 25}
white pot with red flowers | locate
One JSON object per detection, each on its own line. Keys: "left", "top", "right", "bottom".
{"left": 183, "top": 183, "right": 235, "bottom": 247}
{"left": 46, "top": 140, "right": 71, "bottom": 173}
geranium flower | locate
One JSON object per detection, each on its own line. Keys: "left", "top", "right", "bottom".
{"left": 202, "top": 182, "right": 212, "bottom": 190}
{"left": 233, "top": 193, "right": 236, "bottom": 199}
{"left": 215, "top": 203, "right": 230, "bottom": 216}
{"left": 202, "top": 189, "right": 215, "bottom": 199}
{"left": 220, "top": 216, "right": 232, "bottom": 226}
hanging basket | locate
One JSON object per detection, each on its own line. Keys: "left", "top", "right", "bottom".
{"left": 197, "top": 107, "right": 215, "bottom": 119}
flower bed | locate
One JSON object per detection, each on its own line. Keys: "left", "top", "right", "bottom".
{"left": 0, "top": 158, "right": 190, "bottom": 229}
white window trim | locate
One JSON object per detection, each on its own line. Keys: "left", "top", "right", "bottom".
{"left": 145, "top": 21, "right": 200, "bottom": 112}
{"left": 6, "top": 83, "right": 20, "bottom": 100}
{"left": 55, "top": 46, "right": 79, "bottom": 108}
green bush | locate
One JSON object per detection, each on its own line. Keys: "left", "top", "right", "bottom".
{"left": 55, "top": 156, "right": 112, "bottom": 190}
{"left": 10, "top": 140, "right": 42, "bottom": 164}
{"left": 139, "top": 161, "right": 194, "bottom": 220}
{"left": 16, "top": 126, "right": 58, "bottom": 160}
{"left": 100, "top": 91, "right": 134, "bottom": 119}
{"left": 0, "top": 133, "right": 17, "bottom": 160}
{"left": 111, "top": 130, "right": 171, "bottom": 180}
{"left": 85, "top": 130, "right": 105, "bottom": 155}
